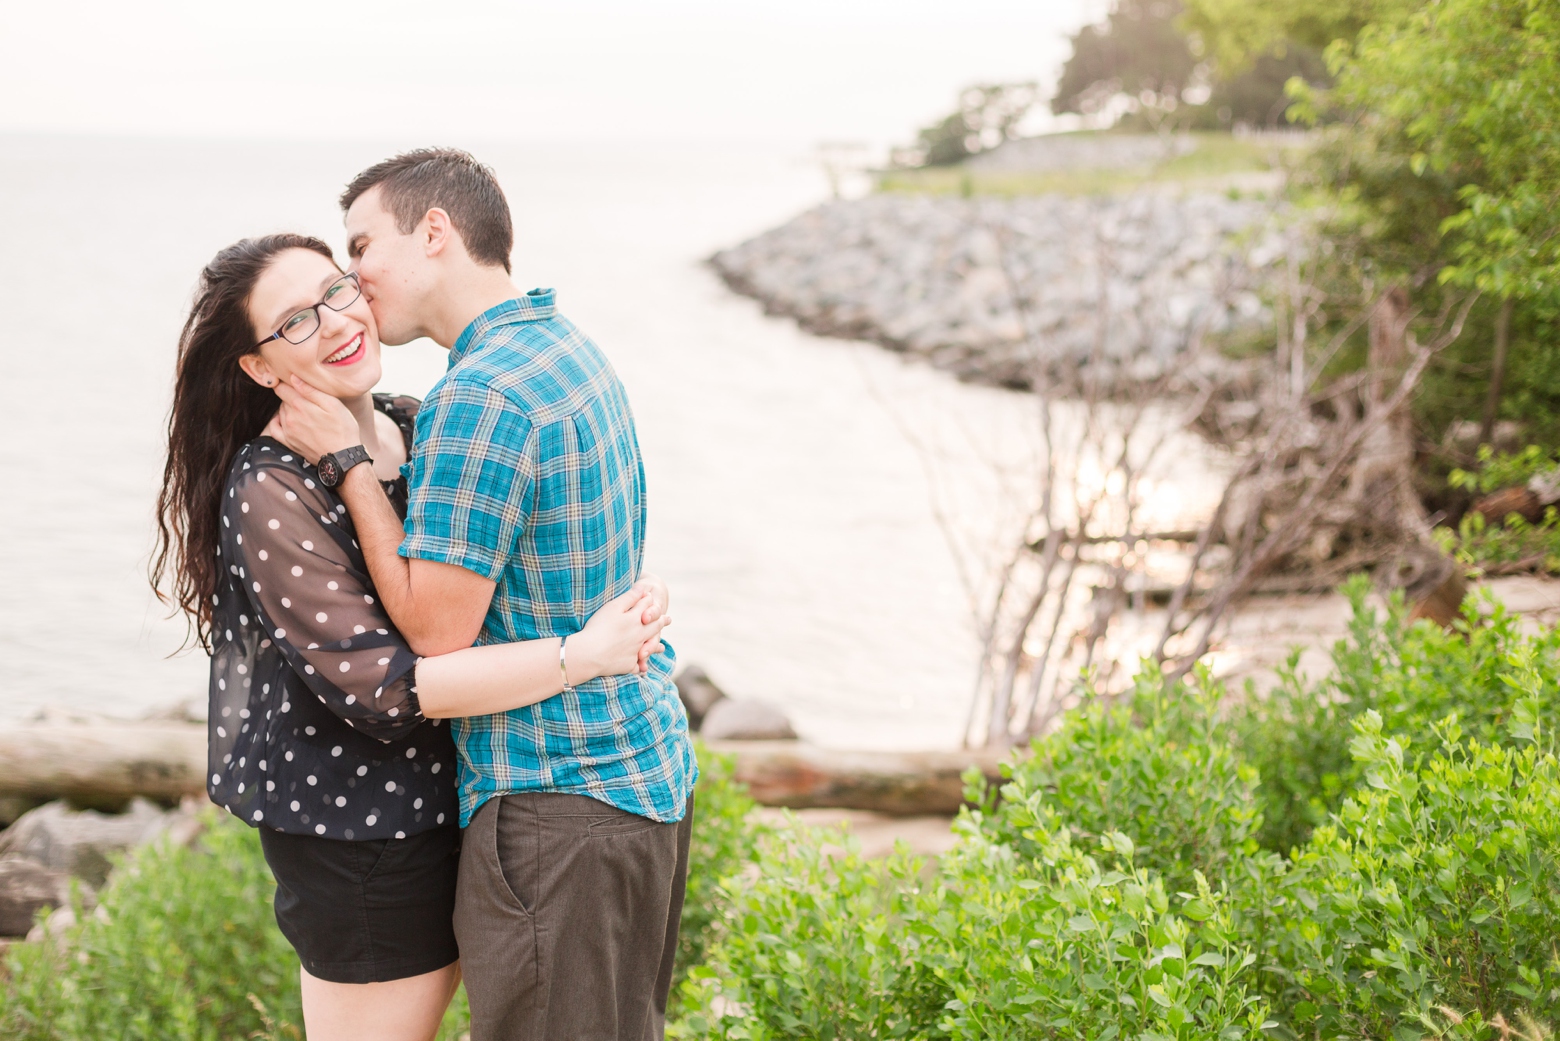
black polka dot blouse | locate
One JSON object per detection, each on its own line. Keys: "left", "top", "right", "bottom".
{"left": 208, "top": 395, "right": 458, "bottom": 841}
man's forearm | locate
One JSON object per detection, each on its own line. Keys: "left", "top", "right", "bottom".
{"left": 336, "top": 466, "right": 496, "bottom": 656}
{"left": 337, "top": 466, "right": 422, "bottom": 639}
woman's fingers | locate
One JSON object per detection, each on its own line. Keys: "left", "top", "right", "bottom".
{"left": 609, "top": 587, "right": 647, "bottom": 613}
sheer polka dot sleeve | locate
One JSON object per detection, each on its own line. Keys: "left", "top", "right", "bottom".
{"left": 223, "top": 459, "right": 425, "bottom": 742}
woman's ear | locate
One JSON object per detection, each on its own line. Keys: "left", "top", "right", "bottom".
{"left": 238, "top": 353, "right": 278, "bottom": 389}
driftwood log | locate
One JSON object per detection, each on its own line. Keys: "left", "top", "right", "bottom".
{"left": 704, "top": 740, "right": 1005, "bottom": 815}
{"left": 0, "top": 722, "right": 206, "bottom": 809}
{"left": 0, "top": 722, "right": 1004, "bottom": 817}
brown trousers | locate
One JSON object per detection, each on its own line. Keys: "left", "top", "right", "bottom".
{"left": 453, "top": 791, "right": 693, "bottom": 1041}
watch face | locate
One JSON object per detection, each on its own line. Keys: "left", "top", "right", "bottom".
{"left": 318, "top": 456, "right": 340, "bottom": 486}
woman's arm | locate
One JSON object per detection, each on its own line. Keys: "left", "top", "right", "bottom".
{"left": 228, "top": 459, "right": 426, "bottom": 741}
{"left": 413, "top": 587, "right": 670, "bottom": 719}
{"left": 230, "top": 453, "right": 670, "bottom": 727}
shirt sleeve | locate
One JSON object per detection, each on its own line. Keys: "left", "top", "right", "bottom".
{"left": 401, "top": 377, "right": 537, "bottom": 582}
{"left": 225, "top": 462, "right": 426, "bottom": 742}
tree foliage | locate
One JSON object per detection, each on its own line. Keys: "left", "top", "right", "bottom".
{"left": 904, "top": 83, "right": 1041, "bottom": 168}
{"left": 1331, "top": 0, "right": 1560, "bottom": 303}
{"left": 1051, "top": 0, "right": 1329, "bottom": 130}
{"left": 1177, "top": 0, "right": 1409, "bottom": 74}
{"left": 1052, "top": 0, "right": 1201, "bottom": 119}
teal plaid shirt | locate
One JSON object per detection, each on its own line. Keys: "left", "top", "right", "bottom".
{"left": 402, "top": 291, "right": 695, "bottom": 826}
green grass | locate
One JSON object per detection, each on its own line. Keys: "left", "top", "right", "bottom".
{"left": 875, "top": 131, "right": 1299, "bottom": 198}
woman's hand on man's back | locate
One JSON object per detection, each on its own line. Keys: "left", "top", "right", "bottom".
{"left": 575, "top": 588, "right": 671, "bottom": 680}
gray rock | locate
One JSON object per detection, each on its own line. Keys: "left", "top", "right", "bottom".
{"left": 710, "top": 191, "right": 1297, "bottom": 395}
{"left": 674, "top": 666, "right": 728, "bottom": 730}
{"left": 700, "top": 699, "right": 798, "bottom": 742}
{"left": 0, "top": 856, "right": 74, "bottom": 936}
{"left": 0, "top": 798, "right": 177, "bottom": 888}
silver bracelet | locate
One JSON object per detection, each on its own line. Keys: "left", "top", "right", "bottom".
{"left": 559, "top": 635, "right": 574, "bottom": 695}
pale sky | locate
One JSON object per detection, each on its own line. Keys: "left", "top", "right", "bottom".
{"left": 0, "top": 0, "right": 1103, "bottom": 149}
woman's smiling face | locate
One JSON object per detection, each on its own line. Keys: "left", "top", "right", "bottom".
{"left": 241, "top": 247, "right": 383, "bottom": 400}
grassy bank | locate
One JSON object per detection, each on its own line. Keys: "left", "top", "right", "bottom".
{"left": 8, "top": 578, "right": 1560, "bottom": 1038}
{"left": 874, "top": 132, "right": 1292, "bottom": 198}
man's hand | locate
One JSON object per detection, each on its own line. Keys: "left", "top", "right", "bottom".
{"left": 273, "top": 375, "right": 361, "bottom": 464}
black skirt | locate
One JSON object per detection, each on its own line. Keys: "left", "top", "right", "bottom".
{"left": 259, "top": 824, "right": 460, "bottom": 984}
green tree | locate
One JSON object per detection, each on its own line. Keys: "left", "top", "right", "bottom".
{"left": 1309, "top": 0, "right": 1560, "bottom": 454}
{"left": 1052, "top": 0, "right": 1200, "bottom": 121}
{"left": 1053, "top": 0, "right": 1326, "bottom": 130}
{"left": 906, "top": 82, "right": 1040, "bottom": 168}
{"left": 1347, "top": 0, "right": 1559, "bottom": 312}
{"left": 1178, "top": 0, "right": 1409, "bottom": 74}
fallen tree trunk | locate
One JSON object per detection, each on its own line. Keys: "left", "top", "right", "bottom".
{"left": 0, "top": 722, "right": 206, "bottom": 809}
{"left": 0, "top": 723, "right": 1004, "bottom": 818}
{"left": 704, "top": 740, "right": 1006, "bottom": 816}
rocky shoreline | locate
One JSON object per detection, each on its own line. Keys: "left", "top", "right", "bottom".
{"left": 710, "top": 190, "right": 1292, "bottom": 394}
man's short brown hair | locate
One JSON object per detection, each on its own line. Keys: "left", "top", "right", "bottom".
{"left": 340, "top": 148, "right": 513, "bottom": 272}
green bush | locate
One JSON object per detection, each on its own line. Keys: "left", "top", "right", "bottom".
{"left": 977, "top": 665, "right": 1263, "bottom": 893}
{"left": 1444, "top": 508, "right": 1560, "bottom": 577}
{"left": 17, "top": 591, "right": 1560, "bottom": 1040}
{"left": 0, "top": 813, "right": 302, "bottom": 1041}
{"left": 679, "top": 670, "right": 1276, "bottom": 1041}
{"left": 676, "top": 824, "right": 932, "bottom": 1040}
{"left": 913, "top": 821, "right": 1270, "bottom": 1041}
{"left": 1235, "top": 576, "right": 1560, "bottom": 853}
{"left": 1272, "top": 710, "right": 1560, "bottom": 1040}
{"left": 676, "top": 744, "right": 770, "bottom": 998}
{"left": 1449, "top": 446, "right": 1560, "bottom": 497}
{"left": 0, "top": 744, "right": 763, "bottom": 1041}
{"left": 679, "top": 811, "right": 1272, "bottom": 1041}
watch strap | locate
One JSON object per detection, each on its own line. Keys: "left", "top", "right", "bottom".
{"left": 318, "top": 445, "right": 373, "bottom": 487}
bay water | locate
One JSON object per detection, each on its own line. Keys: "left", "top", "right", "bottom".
{"left": 0, "top": 134, "right": 1066, "bottom": 748}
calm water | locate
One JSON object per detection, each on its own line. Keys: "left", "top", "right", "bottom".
{"left": 1, "top": 134, "right": 1074, "bottom": 748}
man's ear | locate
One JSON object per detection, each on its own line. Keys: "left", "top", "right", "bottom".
{"left": 423, "top": 208, "right": 454, "bottom": 259}
{"left": 238, "top": 353, "right": 276, "bottom": 388}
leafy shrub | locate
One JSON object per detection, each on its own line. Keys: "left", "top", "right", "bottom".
{"left": 914, "top": 820, "right": 1270, "bottom": 1041}
{"left": 1272, "top": 710, "right": 1560, "bottom": 1039}
{"left": 0, "top": 742, "right": 764, "bottom": 1041}
{"left": 1235, "top": 577, "right": 1560, "bottom": 853}
{"left": 19, "top": 591, "right": 1560, "bottom": 1041}
{"left": 0, "top": 812, "right": 302, "bottom": 1041}
{"left": 976, "top": 664, "right": 1263, "bottom": 893}
{"left": 680, "top": 668, "right": 1277, "bottom": 1041}
{"left": 675, "top": 823, "right": 933, "bottom": 1040}
{"left": 1444, "top": 508, "right": 1560, "bottom": 576}
{"left": 1449, "top": 446, "right": 1559, "bottom": 497}
{"left": 676, "top": 744, "right": 769, "bottom": 997}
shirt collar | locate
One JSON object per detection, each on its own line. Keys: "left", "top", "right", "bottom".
{"left": 448, "top": 288, "right": 557, "bottom": 365}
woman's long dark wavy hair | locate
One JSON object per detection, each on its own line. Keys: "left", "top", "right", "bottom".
{"left": 152, "top": 234, "right": 337, "bottom": 651}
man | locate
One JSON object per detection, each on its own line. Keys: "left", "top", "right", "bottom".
{"left": 276, "top": 148, "right": 696, "bottom": 1041}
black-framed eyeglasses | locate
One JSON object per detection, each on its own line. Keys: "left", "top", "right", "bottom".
{"left": 254, "top": 272, "right": 362, "bottom": 348}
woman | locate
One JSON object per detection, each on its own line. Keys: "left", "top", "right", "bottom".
{"left": 152, "top": 233, "right": 670, "bottom": 1041}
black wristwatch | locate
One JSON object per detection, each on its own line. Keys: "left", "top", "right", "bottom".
{"left": 316, "top": 445, "right": 373, "bottom": 488}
